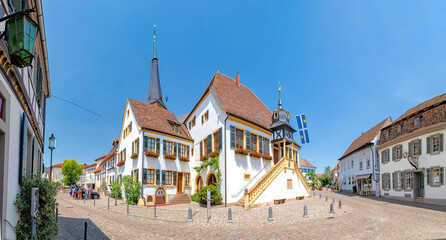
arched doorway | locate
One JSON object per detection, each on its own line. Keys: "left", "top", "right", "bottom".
{"left": 155, "top": 187, "right": 166, "bottom": 204}
{"left": 206, "top": 172, "right": 217, "bottom": 186}
{"left": 195, "top": 174, "right": 203, "bottom": 193}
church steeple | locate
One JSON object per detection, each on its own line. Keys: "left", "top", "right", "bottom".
{"left": 147, "top": 25, "right": 166, "bottom": 108}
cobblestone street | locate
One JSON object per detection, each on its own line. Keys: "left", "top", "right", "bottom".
{"left": 56, "top": 191, "right": 446, "bottom": 239}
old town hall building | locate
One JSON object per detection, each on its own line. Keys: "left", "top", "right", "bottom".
{"left": 109, "top": 31, "right": 310, "bottom": 208}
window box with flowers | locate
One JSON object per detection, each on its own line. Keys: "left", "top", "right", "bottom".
{"left": 263, "top": 154, "right": 272, "bottom": 160}
{"left": 249, "top": 151, "right": 263, "bottom": 158}
{"left": 145, "top": 151, "right": 159, "bottom": 158}
{"left": 208, "top": 150, "right": 220, "bottom": 158}
{"left": 164, "top": 154, "right": 176, "bottom": 160}
{"left": 179, "top": 156, "right": 190, "bottom": 162}
{"left": 200, "top": 155, "right": 208, "bottom": 161}
{"left": 117, "top": 160, "right": 125, "bottom": 167}
{"left": 130, "top": 153, "right": 139, "bottom": 159}
{"left": 235, "top": 148, "right": 249, "bottom": 155}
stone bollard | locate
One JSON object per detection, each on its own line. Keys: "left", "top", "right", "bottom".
{"left": 339, "top": 200, "right": 342, "bottom": 209}
{"left": 332, "top": 198, "right": 335, "bottom": 203}
{"left": 154, "top": 202, "right": 157, "bottom": 218}
{"left": 319, "top": 194, "right": 321, "bottom": 199}
{"left": 84, "top": 221, "right": 88, "bottom": 240}
{"left": 187, "top": 208, "right": 193, "bottom": 222}
{"left": 108, "top": 197, "right": 110, "bottom": 210}
{"left": 84, "top": 198, "right": 85, "bottom": 204}
{"left": 94, "top": 197, "right": 95, "bottom": 206}
{"left": 303, "top": 205, "right": 308, "bottom": 218}
{"left": 267, "top": 207, "right": 274, "bottom": 221}
{"left": 325, "top": 196, "right": 328, "bottom": 202}
{"left": 127, "top": 202, "right": 129, "bottom": 214}
{"left": 115, "top": 196, "right": 117, "bottom": 206}
{"left": 227, "top": 208, "right": 234, "bottom": 223}
{"left": 330, "top": 202, "right": 335, "bottom": 213}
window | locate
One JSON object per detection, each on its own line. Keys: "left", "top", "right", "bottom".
{"left": 351, "top": 159, "right": 354, "bottom": 168}
{"left": 433, "top": 168, "right": 440, "bottom": 185}
{"left": 383, "top": 173, "right": 390, "bottom": 190}
{"left": 147, "top": 169, "right": 155, "bottom": 184}
{"left": 166, "top": 141, "right": 173, "bottom": 154}
{"left": 184, "top": 173, "right": 190, "bottom": 186}
{"left": 359, "top": 160, "right": 363, "bottom": 170}
{"left": 385, "top": 131, "right": 389, "bottom": 140}
{"left": 202, "top": 110, "right": 209, "bottom": 124}
{"left": 274, "top": 110, "right": 278, "bottom": 119}
{"left": 432, "top": 135, "right": 440, "bottom": 154}
{"left": 397, "top": 125, "right": 402, "bottom": 135}
{"left": 396, "top": 145, "right": 402, "bottom": 160}
{"left": 414, "top": 117, "right": 420, "bottom": 128}
{"left": 244, "top": 173, "right": 251, "bottom": 181}
{"left": 148, "top": 138, "right": 155, "bottom": 152}
{"left": 133, "top": 138, "right": 138, "bottom": 153}
{"left": 191, "top": 116, "right": 196, "bottom": 129}
{"left": 366, "top": 158, "right": 371, "bottom": 169}
{"left": 126, "top": 109, "right": 129, "bottom": 119}
{"left": 251, "top": 134, "right": 257, "bottom": 152}
{"left": 348, "top": 176, "right": 351, "bottom": 185}
{"left": 236, "top": 129, "right": 244, "bottom": 149}
{"left": 166, "top": 171, "right": 173, "bottom": 185}
{"left": 287, "top": 179, "right": 292, "bottom": 189}
{"left": 396, "top": 171, "right": 402, "bottom": 190}
{"left": 133, "top": 169, "right": 137, "bottom": 182}
{"left": 203, "top": 138, "right": 207, "bottom": 154}
{"left": 405, "top": 171, "right": 412, "bottom": 190}
{"left": 410, "top": 140, "right": 420, "bottom": 156}
{"left": 382, "top": 149, "right": 389, "bottom": 163}
{"left": 213, "top": 131, "right": 219, "bottom": 152}
{"left": 179, "top": 144, "right": 186, "bottom": 157}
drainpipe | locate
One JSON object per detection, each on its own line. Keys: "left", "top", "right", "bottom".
{"left": 224, "top": 114, "right": 229, "bottom": 207}
{"left": 141, "top": 131, "right": 145, "bottom": 200}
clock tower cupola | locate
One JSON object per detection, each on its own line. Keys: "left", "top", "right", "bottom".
{"left": 268, "top": 84, "right": 297, "bottom": 144}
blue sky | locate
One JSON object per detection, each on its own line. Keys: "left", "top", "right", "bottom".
{"left": 43, "top": 1, "right": 446, "bottom": 172}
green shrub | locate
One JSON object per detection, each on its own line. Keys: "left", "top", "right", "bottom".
{"left": 122, "top": 175, "right": 141, "bottom": 205}
{"left": 198, "top": 185, "right": 222, "bottom": 205}
{"left": 110, "top": 180, "right": 122, "bottom": 199}
{"left": 191, "top": 193, "right": 200, "bottom": 203}
{"left": 14, "top": 174, "right": 59, "bottom": 240}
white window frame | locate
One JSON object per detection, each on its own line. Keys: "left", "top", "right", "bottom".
{"left": 432, "top": 134, "right": 440, "bottom": 154}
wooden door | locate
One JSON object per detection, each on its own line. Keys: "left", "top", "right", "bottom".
{"left": 273, "top": 149, "right": 279, "bottom": 165}
{"left": 177, "top": 173, "right": 183, "bottom": 193}
{"left": 155, "top": 188, "right": 165, "bottom": 204}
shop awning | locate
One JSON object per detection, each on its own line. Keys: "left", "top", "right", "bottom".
{"left": 356, "top": 174, "right": 372, "bottom": 180}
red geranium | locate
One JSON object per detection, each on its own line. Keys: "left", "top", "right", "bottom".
{"left": 145, "top": 151, "right": 159, "bottom": 158}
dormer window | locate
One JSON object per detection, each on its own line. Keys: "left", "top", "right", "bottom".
{"left": 274, "top": 110, "right": 278, "bottom": 119}
{"left": 385, "top": 130, "right": 389, "bottom": 140}
{"left": 169, "top": 122, "right": 180, "bottom": 133}
{"left": 414, "top": 117, "right": 421, "bottom": 128}
{"left": 397, "top": 124, "right": 402, "bottom": 135}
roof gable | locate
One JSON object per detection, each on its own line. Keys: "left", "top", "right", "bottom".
{"left": 299, "top": 158, "right": 316, "bottom": 168}
{"left": 393, "top": 92, "right": 446, "bottom": 124}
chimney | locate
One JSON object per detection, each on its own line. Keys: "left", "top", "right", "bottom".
{"left": 236, "top": 72, "right": 241, "bottom": 88}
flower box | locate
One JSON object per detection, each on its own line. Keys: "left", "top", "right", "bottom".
{"left": 249, "top": 151, "right": 263, "bottom": 158}
{"left": 164, "top": 154, "right": 176, "bottom": 160}
{"left": 130, "top": 153, "right": 139, "bottom": 159}
{"left": 179, "top": 156, "right": 190, "bottom": 162}
{"left": 208, "top": 151, "right": 220, "bottom": 158}
{"left": 235, "top": 148, "right": 249, "bottom": 155}
{"left": 200, "top": 155, "right": 208, "bottom": 161}
{"left": 117, "top": 160, "right": 125, "bottom": 166}
{"left": 145, "top": 151, "right": 159, "bottom": 158}
{"left": 263, "top": 154, "right": 272, "bottom": 160}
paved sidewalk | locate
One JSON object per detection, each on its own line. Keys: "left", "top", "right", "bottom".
{"left": 56, "top": 191, "right": 446, "bottom": 239}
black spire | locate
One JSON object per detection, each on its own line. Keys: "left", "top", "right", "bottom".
{"left": 147, "top": 25, "right": 165, "bottom": 108}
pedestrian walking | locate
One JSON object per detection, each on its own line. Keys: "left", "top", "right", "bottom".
{"left": 85, "top": 187, "right": 89, "bottom": 200}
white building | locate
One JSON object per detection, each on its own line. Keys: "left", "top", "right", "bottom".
{"left": 50, "top": 164, "right": 64, "bottom": 183}
{"left": 82, "top": 163, "right": 97, "bottom": 188}
{"left": 339, "top": 118, "right": 392, "bottom": 195}
{"left": 0, "top": 1, "right": 50, "bottom": 238}
{"left": 378, "top": 93, "right": 446, "bottom": 205}
{"left": 299, "top": 158, "right": 317, "bottom": 181}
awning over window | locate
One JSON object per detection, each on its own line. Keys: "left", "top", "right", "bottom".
{"left": 356, "top": 174, "right": 372, "bottom": 180}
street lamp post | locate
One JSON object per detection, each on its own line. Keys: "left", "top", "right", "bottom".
{"left": 48, "top": 134, "right": 56, "bottom": 181}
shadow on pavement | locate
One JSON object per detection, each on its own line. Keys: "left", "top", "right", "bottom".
{"left": 57, "top": 216, "right": 110, "bottom": 240}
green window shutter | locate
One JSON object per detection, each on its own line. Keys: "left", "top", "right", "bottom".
{"left": 19, "top": 113, "right": 27, "bottom": 186}
{"left": 163, "top": 140, "right": 167, "bottom": 155}
{"left": 402, "top": 171, "right": 407, "bottom": 190}
{"left": 201, "top": 115, "right": 204, "bottom": 124}
{"left": 392, "top": 172, "right": 395, "bottom": 189}
{"left": 187, "top": 145, "right": 190, "bottom": 159}
{"left": 173, "top": 171, "right": 177, "bottom": 186}
{"left": 410, "top": 171, "right": 414, "bottom": 190}
{"left": 124, "top": 149, "right": 126, "bottom": 160}
{"left": 156, "top": 138, "right": 160, "bottom": 154}
{"left": 381, "top": 151, "right": 384, "bottom": 163}
{"left": 136, "top": 169, "right": 139, "bottom": 182}
{"left": 174, "top": 142, "right": 178, "bottom": 158}
{"left": 259, "top": 135, "right": 263, "bottom": 154}
{"left": 418, "top": 139, "right": 422, "bottom": 155}
{"left": 409, "top": 142, "right": 413, "bottom": 156}
{"left": 427, "top": 136, "right": 431, "bottom": 154}
{"left": 386, "top": 150, "right": 389, "bottom": 163}
{"left": 230, "top": 126, "right": 235, "bottom": 149}
{"left": 130, "top": 122, "right": 132, "bottom": 132}
{"left": 162, "top": 170, "right": 166, "bottom": 185}
{"left": 392, "top": 147, "right": 395, "bottom": 161}
{"left": 427, "top": 168, "right": 430, "bottom": 186}
{"left": 441, "top": 167, "right": 444, "bottom": 185}
{"left": 131, "top": 170, "right": 134, "bottom": 180}
{"left": 399, "top": 145, "right": 403, "bottom": 159}
{"left": 137, "top": 138, "right": 140, "bottom": 154}
{"left": 132, "top": 141, "right": 134, "bottom": 154}
{"left": 207, "top": 134, "right": 212, "bottom": 154}
{"left": 200, "top": 141, "right": 203, "bottom": 157}
{"left": 143, "top": 168, "right": 147, "bottom": 184}
{"left": 218, "top": 128, "right": 222, "bottom": 150}
{"left": 381, "top": 174, "right": 385, "bottom": 189}
{"left": 144, "top": 136, "right": 148, "bottom": 152}
{"left": 266, "top": 138, "right": 270, "bottom": 155}
{"left": 156, "top": 169, "right": 160, "bottom": 185}
{"left": 440, "top": 133, "right": 444, "bottom": 152}
{"left": 245, "top": 130, "right": 251, "bottom": 151}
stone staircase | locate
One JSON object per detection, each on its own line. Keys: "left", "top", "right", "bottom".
{"left": 236, "top": 195, "right": 245, "bottom": 207}
{"left": 169, "top": 192, "right": 191, "bottom": 204}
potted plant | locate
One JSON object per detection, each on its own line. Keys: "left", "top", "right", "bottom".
{"left": 130, "top": 153, "right": 139, "bottom": 159}
{"left": 208, "top": 151, "right": 220, "bottom": 158}
{"left": 200, "top": 155, "right": 208, "bottom": 161}
{"left": 145, "top": 151, "right": 159, "bottom": 158}
{"left": 262, "top": 154, "right": 272, "bottom": 160}
{"left": 179, "top": 156, "right": 189, "bottom": 162}
{"left": 117, "top": 160, "right": 125, "bottom": 167}
{"left": 249, "top": 151, "right": 263, "bottom": 158}
{"left": 164, "top": 154, "right": 176, "bottom": 160}
{"left": 235, "top": 148, "right": 249, "bottom": 155}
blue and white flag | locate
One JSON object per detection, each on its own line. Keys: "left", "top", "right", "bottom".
{"left": 296, "top": 114, "right": 310, "bottom": 144}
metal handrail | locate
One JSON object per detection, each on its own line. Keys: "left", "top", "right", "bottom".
{"left": 231, "top": 161, "right": 272, "bottom": 198}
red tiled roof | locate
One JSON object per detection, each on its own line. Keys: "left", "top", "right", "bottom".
{"left": 299, "top": 158, "right": 316, "bottom": 168}
{"left": 83, "top": 163, "right": 97, "bottom": 169}
{"left": 101, "top": 147, "right": 117, "bottom": 165}
{"left": 394, "top": 92, "right": 446, "bottom": 123}
{"left": 185, "top": 72, "right": 273, "bottom": 130}
{"left": 94, "top": 155, "right": 106, "bottom": 161}
{"left": 339, "top": 118, "right": 391, "bottom": 160}
{"left": 129, "top": 99, "right": 193, "bottom": 141}
{"left": 316, "top": 174, "right": 323, "bottom": 178}
{"left": 94, "top": 165, "right": 101, "bottom": 173}
{"left": 52, "top": 163, "right": 63, "bottom": 168}
{"left": 333, "top": 162, "right": 339, "bottom": 170}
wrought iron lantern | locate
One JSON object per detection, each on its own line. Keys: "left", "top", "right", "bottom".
{"left": 49, "top": 134, "right": 56, "bottom": 150}
{"left": 4, "top": 11, "right": 38, "bottom": 67}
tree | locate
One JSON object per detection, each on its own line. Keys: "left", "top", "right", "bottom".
{"left": 324, "top": 166, "right": 332, "bottom": 175}
{"left": 111, "top": 180, "right": 122, "bottom": 199}
{"left": 122, "top": 175, "right": 141, "bottom": 205}
{"left": 319, "top": 172, "right": 331, "bottom": 186}
{"left": 306, "top": 172, "right": 319, "bottom": 188}
{"left": 61, "top": 159, "right": 83, "bottom": 186}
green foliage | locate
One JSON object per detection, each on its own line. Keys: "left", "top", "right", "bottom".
{"left": 61, "top": 159, "right": 83, "bottom": 186}
{"left": 193, "top": 155, "right": 222, "bottom": 186}
{"left": 319, "top": 172, "right": 331, "bottom": 186}
{"left": 324, "top": 166, "right": 332, "bottom": 175}
{"left": 14, "top": 174, "right": 59, "bottom": 240}
{"left": 111, "top": 180, "right": 122, "bottom": 199}
{"left": 306, "top": 172, "right": 319, "bottom": 187}
{"left": 190, "top": 193, "right": 200, "bottom": 203}
{"left": 122, "top": 175, "right": 141, "bottom": 205}
{"left": 53, "top": 181, "right": 62, "bottom": 188}
{"left": 197, "top": 185, "right": 222, "bottom": 205}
